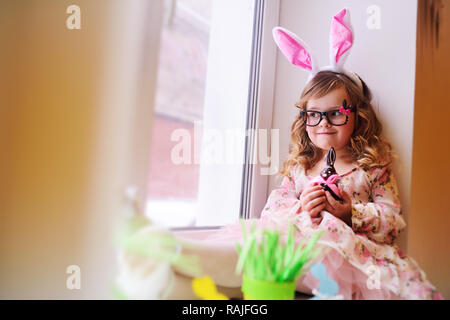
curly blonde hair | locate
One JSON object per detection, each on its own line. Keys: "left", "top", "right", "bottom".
{"left": 280, "top": 71, "right": 394, "bottom": 178}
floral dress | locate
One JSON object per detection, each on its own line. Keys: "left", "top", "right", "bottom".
{"left": 253, "top": 164, "right": 443, "bottom": 300}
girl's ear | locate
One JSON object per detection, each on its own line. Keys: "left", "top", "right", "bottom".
{"left": 329, "top": 8, "right": 354, "bottom": 71}
{"left": 272, "top": 27, "right": 318, "bottom": 74}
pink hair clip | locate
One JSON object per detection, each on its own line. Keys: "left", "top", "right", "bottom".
{"left": 339, "top": 106, "right": 351, "bottom": 116}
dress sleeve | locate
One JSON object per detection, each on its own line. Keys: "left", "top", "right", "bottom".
{"left": 260, "top": 167, "right": 302, "bottom": 218}
{"left": 351, "top": 166, "right": 407, "bottom": 244}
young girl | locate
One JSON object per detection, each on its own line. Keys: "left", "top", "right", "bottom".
{"left": 174, "top": 9, "right": 443, "bottom": 300}
{"left": 168, "top": 69, "right": 442, "bottom": 300}
{"left": 250, "top": 69, "right": 443, "bottom": 299}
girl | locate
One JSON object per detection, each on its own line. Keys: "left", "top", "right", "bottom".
{"left": 168, "top": 70, "right": 443, "bottom": 300}
{"left": 251, "top": 70, "right": 443, "bottom": 299}
{"left": 174, "top": 9, "right": 442, "bottom": 300}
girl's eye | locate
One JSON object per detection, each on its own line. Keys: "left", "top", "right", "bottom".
{"left": 310, "top": 112, "right": 320, "bottom": 118}
{"left": 330, "top": 111, "right": 341, "bottom": 117}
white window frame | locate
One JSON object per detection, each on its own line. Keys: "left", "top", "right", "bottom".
{"left": 241, "top": 0, "right": 281, "bottom": 221}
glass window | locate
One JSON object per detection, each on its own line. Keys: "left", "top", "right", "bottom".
{"left": 146, "top": 0, "right": 258, "bottom": 228}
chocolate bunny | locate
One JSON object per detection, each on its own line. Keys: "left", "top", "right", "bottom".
{"left": 319, "top": 147, "right": 344, "bottom": 203}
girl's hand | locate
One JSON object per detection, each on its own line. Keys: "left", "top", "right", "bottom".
{"left": 324, "top": 190, "right": 352, "bottom": 227}
{"left": 298, "top": 183, "right": 326, "bottom": 220}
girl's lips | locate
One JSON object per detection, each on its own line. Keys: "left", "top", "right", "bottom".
{"left": 318, "top": 132, "right": 336, "bottom": 135}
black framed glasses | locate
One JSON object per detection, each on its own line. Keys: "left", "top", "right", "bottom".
{"left": 299, "top": 103, "right": 356, "bottom": 127}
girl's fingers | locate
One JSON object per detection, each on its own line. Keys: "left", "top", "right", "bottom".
{"left": 301, "top": 185, "right": 322, "bottom": 198}
{"left": 325, "top": 191, "right": 337, "bottom": 208}
{"left": 342, "top": 190, "right": 352, "bottom": 204}
{"left": 325, "top": 203, "right": 334, "bottom": 213}
{"left": 307, "top": 195, "right": 326, "bottom": 214}
{"left": 305, "top": 188, "right": 325, "bottom": 203}
{"left": 300, "top": 185, "right": 324, "bottom": 207}
{"left": 309, "top": 202, "right": 326, "bottom": 217}
{"left": 308, "top": 195, "right": 326, "bottom": 209}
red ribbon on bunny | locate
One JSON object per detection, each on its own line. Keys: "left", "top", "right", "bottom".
{"left": 308, "top": 147, "right": 344, "bottom": 203}
{"left": 309, "top": 174, "right": 342, "bottom": 200}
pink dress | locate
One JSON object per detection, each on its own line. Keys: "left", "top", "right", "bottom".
{"left": 182, "top": 164, "right": 443, "bottom": 300}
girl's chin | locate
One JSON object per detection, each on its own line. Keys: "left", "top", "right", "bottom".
{"left": 314, "top": 141, "right": 336, "bottom": 150}
{"left": 315, "top": 142, "right": 345, "bottom": 151}
{"left": 310, "top": 135, "right": 349, "bottom": 151}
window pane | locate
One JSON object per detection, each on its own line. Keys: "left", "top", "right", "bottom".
{"left": 147, "top": 0, "right": 210, "bottom": 227}
{"left": 147, "top": 0, "right": 256, "bottom": 227}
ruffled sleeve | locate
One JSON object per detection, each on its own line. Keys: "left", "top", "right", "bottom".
{"left": 260, "top": 166, "right": 302, "bottom": 218}
{"left": 351, "top": 166, "right": 407, "bottom": 244}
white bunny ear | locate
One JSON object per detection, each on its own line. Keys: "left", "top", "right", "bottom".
{"left": 329, "top": 8, "right": 354, "bottom": 71}
{"left": 273, "top": 27, "right": 318, "bottom": 74}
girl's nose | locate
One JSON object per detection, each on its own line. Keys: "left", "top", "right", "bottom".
{"left": 319, "top": 116, "right": 332, "bottom": 127}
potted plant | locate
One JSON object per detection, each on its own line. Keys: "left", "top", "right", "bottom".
{"left": 236, "top": 221, "right": 324, "bottom": 300}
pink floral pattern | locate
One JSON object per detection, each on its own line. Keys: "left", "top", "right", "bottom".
{"left": 258, "top": 164, "right": 443, "bottom": 300}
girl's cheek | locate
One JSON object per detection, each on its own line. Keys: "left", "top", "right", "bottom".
{"left": 307, "top": 127, "right": 318, "bottom": 135}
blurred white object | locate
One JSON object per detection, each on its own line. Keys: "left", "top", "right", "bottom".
{"left": 146, "top": 199, "right": 197, "bottom": 227}
{"left": 116, "top": 251, "right": 174, "bottom": 299}
{"left": 115, "top": 226, "right": 178, "bottom": 299}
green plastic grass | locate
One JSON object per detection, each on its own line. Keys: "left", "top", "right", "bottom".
{"left": 235, "top": 220, "right": 324, "bottom": 283}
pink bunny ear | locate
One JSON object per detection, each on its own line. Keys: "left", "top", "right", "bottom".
{"left": 329, "top": 8, "right": 353, "bottom": 69}
{"left": 273, "top": 27, "right": 317, "bottom": 72}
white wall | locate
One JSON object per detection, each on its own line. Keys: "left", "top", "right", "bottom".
{"left": 270, "top": 0, "right": 418, "bottom": 251}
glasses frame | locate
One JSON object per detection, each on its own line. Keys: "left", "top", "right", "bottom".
{"left": 299, "top": 106, "right": 357, "bottom": 127}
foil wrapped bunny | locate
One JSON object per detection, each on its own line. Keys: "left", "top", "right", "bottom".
{"left": 309, "top": 147, "right": 343, "bottom": 203}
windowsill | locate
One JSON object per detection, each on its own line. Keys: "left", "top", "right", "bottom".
{"left": 170, "top": 225, "right": 224, "bottom": 241}
{"left": 170, "top": 226, "right": 223, "bottom": 232}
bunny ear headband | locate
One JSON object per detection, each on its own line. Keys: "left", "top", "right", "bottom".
{"left": 272, "top": 8, "right": 363, "bottom": 91}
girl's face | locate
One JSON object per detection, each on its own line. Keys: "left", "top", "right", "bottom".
{"left": 305, "top": 87, "right": 355, "bottom": 153}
